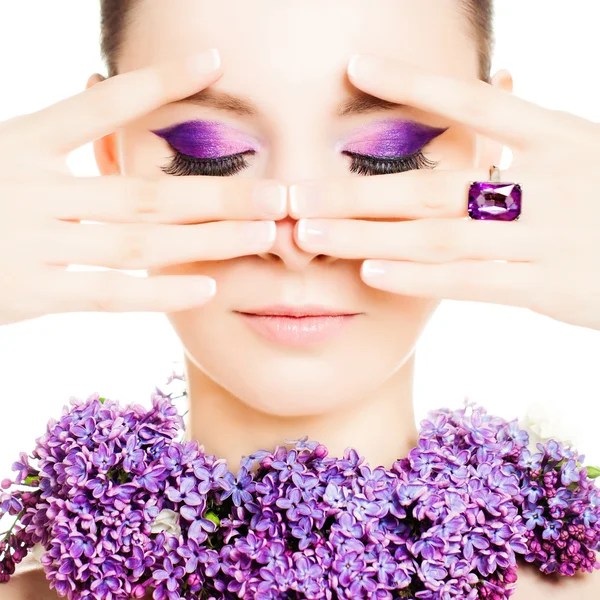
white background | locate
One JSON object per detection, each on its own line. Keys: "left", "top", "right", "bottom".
{"left": 0, "top": 1, "right": 599, "bottom": 479}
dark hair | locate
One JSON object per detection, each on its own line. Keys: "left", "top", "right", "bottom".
{"left": 459, "top": 0, "right": 495, "bottom": 83}
{"left": 100, "top": 0, "right": 494, "bottom": 82}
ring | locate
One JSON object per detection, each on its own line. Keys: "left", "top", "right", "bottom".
{"left": 468, "top": 165, "right": 522, "bottom": 221}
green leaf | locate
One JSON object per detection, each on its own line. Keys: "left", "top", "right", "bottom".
{"left": 99, "top": 397, "right": 106, "bottom": 405}
{"left": 24, "top": 475, "right": 39, "bottom": 486}
{"left": 205, "top": 510, "right": 220, "bottom": 527}
{"left": 587, "top": 465, "right": 600, "bottom": 479}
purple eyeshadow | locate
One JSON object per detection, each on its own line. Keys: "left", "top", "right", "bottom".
{"left": 338, "top": 118, "right": 448, "bottom": 158}
{"left": 151, "top": 120, "right": 260, "bottom": 159}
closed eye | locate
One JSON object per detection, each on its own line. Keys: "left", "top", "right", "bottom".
{"left": 160, "top": 150, "right": 255, "bottom": 177}
{"left": 160, "top": 148, "right": 438, "bottom": 177}
{"left": 343, "top": 150, "right": 439, "bottom": 176}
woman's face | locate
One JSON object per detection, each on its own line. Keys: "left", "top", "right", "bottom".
{"left": 106, "top": 0, "right": 501, "bottom": 416}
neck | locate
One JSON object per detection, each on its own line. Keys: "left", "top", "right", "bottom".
{"left": 184, "top": 353, "right": 419, "bottom": 475}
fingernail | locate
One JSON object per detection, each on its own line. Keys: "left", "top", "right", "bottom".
{"left": 189, "top": 277, "right": 217, "bottom": 300}
{"left": 188, "top": 48, "right": 221, "bottom": 74}
{"left": 361, "top": 260, "right": 389, "bottom": 278}
{"left": 296, "top": 219, "right": 329, "bottom": 246}
{"left": 347, "top": 54, "right": 380, "bottom": 81}
{"left": 289, "top": 183, "right": 321, "bottom": 217}
{"left": 253, "top": 182, "right": 287, "bottom": 218}
{"left": 243, "top": 221, "right": 277, "bottom": 246}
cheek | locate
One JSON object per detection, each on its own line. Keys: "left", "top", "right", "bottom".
{"left": 370, "top": 290, "right": 440, "bottom": 334}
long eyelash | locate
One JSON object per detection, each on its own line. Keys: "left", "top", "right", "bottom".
{"left": 161, "top": 148, "right": 438, "bottom": 178}
{"left": 161, "top": 151, "right": 254, "bottom": 177}
{"left": 344, "top": 150, "right": 439, "bottom": 176}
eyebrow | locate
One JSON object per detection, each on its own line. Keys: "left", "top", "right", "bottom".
{"left": 172, "top": 88, "right": 405, "bottom": 117}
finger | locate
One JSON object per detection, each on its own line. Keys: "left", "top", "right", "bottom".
{"left": 347, "top": 54, "right": 576, "bottom": 150}
{"left": 46, "top": 177, "right": 287, "bottom": 224}
{"left": 289, "top": 169, "right": 490, "bottom": 220}
{"left": 44, "top": 220, "right": 277, "bottom": 270}
{"left": 45, "top": 269, "right": 217, "bottom": 314}
{"left": 296, "top": 218, "right": 539, "bottom": 263}
{"left": 13, "top": 49, "right": 223, "bottom": 156}
{"left": 360, "top": 258, "right": 534, "bottom": 307}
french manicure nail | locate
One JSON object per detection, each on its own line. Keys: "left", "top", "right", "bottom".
{"left": 361, "top": 260, "right": 389, "bottom": 278}
{"left": 347, "top": 54, "right": 380, "bottom": 80}
{"left": 289, "top": 183, "right": 321, "bottom": 217}
{"left": 189, "top": 277, "right": 217, "bottom": 301}
{"left": 188, "top": 48, "right": 221, "bottom": 74}
{"left": 296, "top": 219, "right": 329, "bottom": 245}
{"left": 243, "top": 221, "right": 277, "bottom": 246}
{"left": 253, "top": 182, "right": 287, "bottom": 217}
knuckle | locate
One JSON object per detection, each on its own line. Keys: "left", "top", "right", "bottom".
{"left": 131, "top": 178, "right": 163, "bottom": 220}
{"left": 451, "top": 81, "right": 488, "bottom": 123}
{"left": 140, "top": 66, "right": 172, "bottom": 102}
{"left": 418, "top": 172, "right": 445, "bottom": 212}
{"left": 90, "top": 82, "right": 126, "bottom": 122}
{"left": 89, "top": 283, "right": 118, "bottom": 312}
{"left": 426, "top": 220, "right": 456, "bottom": 260}
{"left": 450, "top": 262, "right": 479, "bottom": 293}
{"left": 115, "top": 224, "right": 150, "bottom": 269}
{"left": 346, "top": 180, "right": 365, "bottom": 215}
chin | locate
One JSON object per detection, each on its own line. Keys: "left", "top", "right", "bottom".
{"left": 201, "top": 359, "right": 382, "bottom": 417}
{"left": 169, "top": 300, "right": 432, "bottom": 417}
{"left": 185, "top": 341, "right": 408, "bottom": 418}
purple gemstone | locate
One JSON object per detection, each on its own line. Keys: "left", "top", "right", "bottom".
{"left": 468, "top": 181, "right": 522, "bottom": 221}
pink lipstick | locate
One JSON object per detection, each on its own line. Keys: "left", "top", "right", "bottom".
{"left": 236, "top": 305, "right": 361, "bottom": 347}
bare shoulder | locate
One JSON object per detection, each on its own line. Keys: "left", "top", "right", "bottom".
{"left": 515, "top": 561, "right": 600, "bottom": 600}
{"left": 0, "top": 557, "right": 154, "bottom": 600}
{"left": 0, "top": 557, "right": 59, "bottom": 600}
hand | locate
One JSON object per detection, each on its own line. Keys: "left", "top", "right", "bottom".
{"left": 290, "top": 54, "right": 600, "bottom": 331}
{"left": 0, "top": 50, "right": 283, "bottom": 327}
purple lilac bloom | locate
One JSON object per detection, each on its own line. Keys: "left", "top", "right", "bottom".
{"left": 1, "top": 383, "right": 599, "bottom": 599}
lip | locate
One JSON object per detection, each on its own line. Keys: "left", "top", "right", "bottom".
{"left": 239, "top": 304, "right": 360, "bottom": 317}
{"left": 236, "top": 305, "right": 361, "bottom": 346}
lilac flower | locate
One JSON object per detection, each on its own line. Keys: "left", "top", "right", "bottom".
{"left": 323, "top": 482, "right": 347, "bottom": 511}
{"left": 90, "top": 442, "right": 117, "bottom": 472}
{"left": 0, "top": 494, "right": 23, "bottom": 516}
{"left": 332, "top": 550, "right": 365, "bottom": 587}
{"left": 220, "top": 466, "right": 254, "bottom": 506}
{"left": 153, "top": 556, "right": 185, "bottom": 600}
{"left": 85, "top": 475, "right": 110, "bottom": 499}
{"left": 125, "top": 544, "right": 155, "bottom": 578}
{"left": 194, "top": 460, "right": 229, "bottom": 494}
{"left": 1, "top": 393, "right": 599, "bottom": 600}
{"left": 561, "top": 459, "right": 580, "bottom": 486}
{"left": 63, "top": 449, "right": 89, "bottom": 479}
{"left": 137, "top": 464, "right": 167, "bottom": 494}
{"left": 275, "top": 487, "right": 303, "bottom": 521}
{"left": 291, "top": 516, "right": 320, "bottom": 550}
{"left": 10, "top": 453, "right": 33, "bottom": 485}
{"left": 271, "top": 449, "right": 304, "bottom": 484}
{"left": 372, "top": 548, "right": 397, "bottom": 584}
{"left": 166, "top": 477, "right": 204, "bottom": 521}
{"left": 188, "top": 516, "right": 217, "bottom": 543}
{"left": 255, "top": 539, "right": 288, "bottom": 570}
{"left": 542, "top": 520, "right": 562, "bottom": 540}
{"left": 524, "top": 508, "right": 545, "bottom": 529}
{"left": 123, "top": 436, "right": 146, "bottom": 474}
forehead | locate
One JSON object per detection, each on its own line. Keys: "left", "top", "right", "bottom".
{"left": 121, "top": 0, "right": 477, "bottom": 119}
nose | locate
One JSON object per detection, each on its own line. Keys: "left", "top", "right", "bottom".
{"left": 258, "top": 213, "right": 335, "bottom": 270}
{"left": 256, "top": 131, "right": 338, "bottom": 270}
